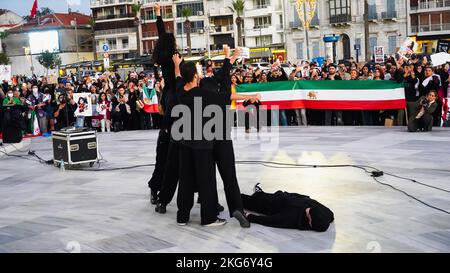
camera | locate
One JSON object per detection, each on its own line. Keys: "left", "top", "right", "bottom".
{"left": 419, "top": 96, "right": 428, "bottom": 106}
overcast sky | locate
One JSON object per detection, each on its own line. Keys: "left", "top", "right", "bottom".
{"left": 0, "top": 0, "right": 91, "bottom": 16}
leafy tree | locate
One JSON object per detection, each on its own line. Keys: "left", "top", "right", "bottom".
{"left": 37, "top": 50, "right": 61, "bottom": 75}
{"left": 23, "top": 7, "right": 54, "bottom": 22}
{"left": 0, "top": 52, "right": 10, "bottom": 65}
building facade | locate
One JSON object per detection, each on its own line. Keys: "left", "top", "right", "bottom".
{"left": 4, "top": 12, "right": 93, "bottom": 76}
{"left": 0, "top": 9, "right": 23, "bottom": 54}
{"left": 408, "top": 0, "right": 450, "bottom": 54}
{"left": 91, "top": 0, "right": 138, "bottom": 60}
{"left": 285, "top": 0, "right": 408, "bottom": 63}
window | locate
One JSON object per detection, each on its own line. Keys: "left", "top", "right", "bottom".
{"left": 254, "top": 0, "right": 269, "bottom": 9}
{"left": 122, "top": 38, "right": 129, "bottom": 49}
{"left": 369, "top": 36, "right": 377, "bottom": 57}
{"left": 296, "top": 42, "right": 304, "bottom": 59}
{"left": 255, "top": 35, "right": 272, "bottom": 46}
{"left": 176, "top": 21, "right": 205, "bottom": 35}
{"left": 329, "top": 0, "right": 350, "bottom": 17}
{"left": 388, "top": 35, "right": 397, "bottom": 54}
{"left": 176, "top": 2, "right": 204, "bottom": 18}
{"left": 254, "top": 16, "right": 271, "bottom": 28}
{"left": 107, "top": 38, "right": 117, "bottom": 50}
{"left": 312, "top": 42, "right": 320, "bottom": 58}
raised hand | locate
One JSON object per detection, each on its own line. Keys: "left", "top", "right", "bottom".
{"left": 172, "top": 53, "right": 183, "bottom": 66}
{"left": 223, "top": 45, "right": 231, "bottom": 58}
{"left": 155, "top": 3, "right": 161, "bottom": 16}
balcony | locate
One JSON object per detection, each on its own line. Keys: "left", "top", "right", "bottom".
{"left": 410, "top": 0, "right": 450, "bottom": 12}
{"left": 141, "top": 13, "right": 173, "bottom": 22}
{"left": 330, "top": 14, "right": 352, "bottom": 24}
{"left": 95, "top": 13, "right": 135, "bottom": 21}
{"left": 210, "top": 25, "right": 234, "bottom": 35}
{"left": 141, "top": 0, "right": 172, "bottom": 6}
{"left": 95, "top": 27, "right": 136, "bottom": 36}
{"left": 289, "top": 21, "right": 302, "bottom": 29}
{"left": 142, "top": 31, "right": 158, "bottom": 38}
{"left": 91, "top": 0, "right": 134, "bottom": 8}
{"left": 411, "top": 23, "right": 450, "bottom": 34}
{"left": 381, "top": 11, "right": 397, "bottom": 20}
{"left": 208, "top": 8, "right": 234, "bottom": 17}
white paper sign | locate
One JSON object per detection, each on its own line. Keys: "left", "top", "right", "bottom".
{"left": 430, "top": 52, "right": 450, "bottom": 67}
{"left": 374, "top": 46, "right": 384, "bottom": 63}
{"left": 0, "top": 65, "right": 12, "bottom": 81}
{"left": 240, "top": 47, "right": 250, "bottom": 59}
{"left": 73, "top": 93, "right": 93, "bottom": 117}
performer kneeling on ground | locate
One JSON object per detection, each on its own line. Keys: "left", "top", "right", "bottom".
{"left": 242, "top": 183, "right": 334, "bottom": 232}
{"left": 408, "top": 90, "right": 438, "bottom": 132}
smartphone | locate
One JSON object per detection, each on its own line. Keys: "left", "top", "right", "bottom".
{"left": 196, "top": 63, "right": 204, "bottom": 78}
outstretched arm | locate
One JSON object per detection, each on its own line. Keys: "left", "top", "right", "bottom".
{"left": 155, "top": 3, "right": 166, "bottom": 39}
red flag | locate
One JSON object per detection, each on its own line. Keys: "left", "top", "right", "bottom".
{"left": 30, "top": 0, "right": 38, "bottom": 19}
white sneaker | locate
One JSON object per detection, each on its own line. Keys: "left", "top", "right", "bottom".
{"left": 203, "top": 218, "right": 227, "bottom": 227}
{"left": 177, "top": 221, "right": 188, "bottom": 226}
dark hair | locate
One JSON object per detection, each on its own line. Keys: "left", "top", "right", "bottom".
{"left": 98, "top": 92, "right": 108, "bottom": 103}
{"left": 180, "top": 62, "right": 197, "bottom": 83}
{"left": 199, "top": 77, "right": 219, "bottom": 93}
{"left": 152, "top": 33, "right": 177, "bottom": 64}
{"left": 78, "top": 97, "right": 86, "bottom": 104}
{"left": 427, "top": 90, "right": 438, "bottom": 97}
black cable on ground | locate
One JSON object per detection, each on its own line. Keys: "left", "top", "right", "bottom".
{"left": 372, "top": 176, "right": 450, "bottom": 215}
{"left": 3, "top": 150, "right": 450, "bottom": 215}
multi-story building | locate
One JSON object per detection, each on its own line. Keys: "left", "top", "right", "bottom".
{"left": 0, "top": 9, "right": 23, "bottom": 54}
{"left": 140, "top": 0, "right": 175, "bottom": 55}
{"left": 4, "top": 12, "right": 93, "bottom": 76}
{"left": 91, "top": 0, "right": 138, "bottom": 60}
{"left": 408, "top": 0, "right": 450, "bottom": 54}
{"left": 242, "top": 0, "right": 287, "bottom": 60}
{"left": 285, "top": 0, "right": 408, "bottom": 63}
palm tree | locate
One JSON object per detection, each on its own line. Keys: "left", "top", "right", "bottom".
{"left": 181, "top": 7, "right": 193, "bottom": 56}
{"left": 132, "top": 2, "right": 143, "bottom": 58}
{"left": 229, "top": 0, "right": 245, "bottom": 47}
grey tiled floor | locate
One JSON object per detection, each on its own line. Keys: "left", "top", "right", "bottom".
{"left": 1, "top": 126, "right": 450, "bottom": 253}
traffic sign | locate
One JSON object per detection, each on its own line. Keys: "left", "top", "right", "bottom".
{"left": 103, "top": 52, "right": 110, "bottom": 59}
{"left": 102, "top": 44, "right": 109, "bottom": 52}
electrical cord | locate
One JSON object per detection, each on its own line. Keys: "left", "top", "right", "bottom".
{"left": 372, "top": 176, "right": 450, "bottom": 215}
{"left": 3, "top": 149, "right": 450, "bottom": 215}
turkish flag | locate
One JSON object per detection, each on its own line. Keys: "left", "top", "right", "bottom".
{"left": 30, "top": 0, "right": 38, "bottom": 19}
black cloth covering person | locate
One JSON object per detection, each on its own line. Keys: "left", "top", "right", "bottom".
{"left": 242, "top": 188, "right": 334, "bottom": 232}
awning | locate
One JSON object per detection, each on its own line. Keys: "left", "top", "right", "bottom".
{"left": 250, "top": 50, "right": 272, "bottom": 58}
{"left": 184, "top": 56, "right": 205, "bottom": 62}
{"left": 211, "top": 55, "right": 226, "bottom": 61}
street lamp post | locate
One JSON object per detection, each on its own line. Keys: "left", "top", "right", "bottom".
{"left": 71, "top": 18, "right": 79, "bottom": 60}
{"left": 303, "top": 3, "right": 310, "bottom": 60}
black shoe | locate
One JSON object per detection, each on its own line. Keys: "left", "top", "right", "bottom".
{"left": 217, "top": 203, "right": 224, "bottom": 213}
{"left": 232, "top": 210, "right": 250, "bottom": 228}
{"left": 150, "top": 189, "right": 158, "bottom": 205}
{"left": 155, "top": 203, "right": 166, "bottom": 214}
{"left": 254, "top": 183, "right": 263, "bottom": 193}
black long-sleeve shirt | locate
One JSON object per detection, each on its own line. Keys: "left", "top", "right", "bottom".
{"left": 156, "top": 15, "right": 177, "bottom": 130}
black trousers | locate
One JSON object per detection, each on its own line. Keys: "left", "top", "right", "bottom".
{"left": 178, "top": 144, "right": 217, "bottom": 225}
{"left": 408, "top": 114, "right": 433, "bottom": 132}
{"left": 157, "top": 140, "right": 180, "bottom": 205}
{"left": 241, "top": 192, "right": 300, "bottom": 229}
{"left": 244, "top": 104, "right": 260, "bottom": 130}
{"left": 148, "top": 129, "right": 170, "bottom": 191}
{"left": 214, "top": 140, "right": 244, "bottom": 216}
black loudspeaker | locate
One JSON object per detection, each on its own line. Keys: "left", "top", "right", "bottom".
{"left": 52, "top": 128, "right": 98, "bottom": 167}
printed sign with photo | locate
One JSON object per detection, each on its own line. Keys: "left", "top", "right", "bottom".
{"left": 0, "top": 65, "right": 12, "bottom": 81}
{"left": 374, "top": 46, "right": 384, "bottom": 63}
{"left": 73, "top": 93, "right": 93, "bottom": 117}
